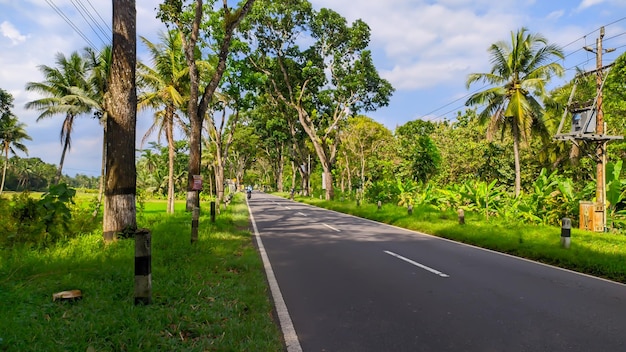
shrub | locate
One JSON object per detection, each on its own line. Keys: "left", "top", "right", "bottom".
{"left": 0, "top": 184, "right": 78, "bottom": 249}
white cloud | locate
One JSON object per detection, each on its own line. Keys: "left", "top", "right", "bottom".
{"left": 546, "top": 10, "right": 565, "bottom": 20}
{"left": 310, "top": 0, "right": 523, "bottom": 91}
{"left": 0, "top": 21, "right": 27, "bottom": 44}
{"left": 577, "top": 0, "right": 605, "bottom": 10}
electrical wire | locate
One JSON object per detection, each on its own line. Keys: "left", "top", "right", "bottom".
{"left": 71, "top": 0, "right": 112, "bottom": 45}
{"left": 70, "top": 0, "right": 109, "bottom": 47}
{"left": 44, "top": 0, "right": 98, "bottom": 50}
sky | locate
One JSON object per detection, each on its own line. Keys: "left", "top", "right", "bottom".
{"left": 1, "top": 0, "right": 625, "bottom": 177}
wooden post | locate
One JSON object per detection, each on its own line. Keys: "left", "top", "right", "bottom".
{"left": 458, "top": 208, "right": 465, "bottom": 225}
{"left": 210, "top": 201, "right": 216, "bottom": 223}
{"left": 191, "top": 206, "right": 199, "bottom": 244}
{"left": 134, "top": 229, "right": 151, "bottom": 305}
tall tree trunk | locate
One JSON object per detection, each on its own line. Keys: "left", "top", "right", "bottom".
{"left": 513, "top": 127, "right": 521, "bottom": 197}
{"left": 166, "top": 107, "right": 175, "bottom": 214}
{"left": 55, "top": 127, "right": 71, "bottom": 184}
{"left": 0, "top": 147, "right": 7, "bottom": 195}
{"left": 291, "top": 160, "right": 296, "bottom": 193}
{"left": 345, "top": 151, "right": 352, "bottom": 192}
{"left": 103, "top": 0, "right": 137, "bottom": 243}
{"left": 299, "top": 168, "right": 309, "bottom": 197}
{"left": 276, "top": 150, "right": 284, "bottom": 192}
{"left": 322, "top": 167, "right": 334, "bottom": 200}
{"left": 360, "top": 145, "right": 366, "bottom": 190}
{"left": 294, "top": 108, "right": 335, "bottom": 200}
{"left": 215, "top": 153, "right": 225, "bottom": 207}
{"left": 92, "top": 126, "right": 106, "bottom": 219}
{"left": 183, "top": 0, "right": 256, "bottom": 211}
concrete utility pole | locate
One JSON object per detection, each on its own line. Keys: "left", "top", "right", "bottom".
{"left": 584, "top": 26, "right": 615, "bottom": 231}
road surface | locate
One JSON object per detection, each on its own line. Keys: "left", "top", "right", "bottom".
{"left": 247, "top": 192, "right": 626, "bottom": 352}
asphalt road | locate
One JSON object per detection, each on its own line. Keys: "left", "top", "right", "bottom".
{"left": 247, "top": 192, "right": 626, "bottom": 352}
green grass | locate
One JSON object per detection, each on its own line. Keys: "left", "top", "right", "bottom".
{"left": 290, "top": 194, "right": 626, "bottom": 284}
{"left": 0, "top": 194, "right": 282, "bottom": 351}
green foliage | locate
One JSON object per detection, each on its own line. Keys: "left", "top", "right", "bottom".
{"left": 0, "top": 184, "right": 79, "bottom": 248}
{"left": 365, "top": 179, "right": 399, "bottom": 204}
{"left": 606, "top": 160, "right": 626, "bottom": 229}
{"left": 396, "top": 178, "right": 418, "bottom": 207}
{"left": 466, "top": 27, "right": 564, "bottom": 196}
{"left": 395, "top": 120, "right": 441, "bottom": 183}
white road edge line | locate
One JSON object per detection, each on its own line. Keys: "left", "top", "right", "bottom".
{"left": 285, "top": 206, "right": 292, "bottom": 210}
{"left": 384, "top": 250, "right": 450, "bottom": 278}
{"left": 296, "top": 212, "right": 307, "bottom": 217}
{"left": 322, "top": 223, "right": 341, "bottom": 232}
{"left": 247, "top": 200, "right": 303, "bottom": 352}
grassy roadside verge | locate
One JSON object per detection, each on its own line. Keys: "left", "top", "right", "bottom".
{"left": 285, "top": 194, "right": 626, "bottom": 284}
{"left": 0, "top": 193, "right": 282, "bottom": 351}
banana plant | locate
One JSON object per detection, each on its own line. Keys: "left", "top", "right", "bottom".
{"left": 458, "top": 179, "right": 503, "bottom": 219}
{"left": 396, "top": 178, "right": 418, "bottom": 207}
{"left": 606, "top": 160, "right": 626, "bottom": 225}
{"left": 524, "top": 168, "right": 576, "bottom": 225}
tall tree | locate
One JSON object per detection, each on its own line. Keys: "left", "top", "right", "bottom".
{"left": 340, "top": 115, "right": 394, "bottom": 192}
{"left": 83, "top": 46, "right": 113, "bottom": 218}
{"left": 158, "top": 0, "right": 256, "bottom": 211}
{"left": 249, "top": 2, "right": 393, "bottom": 200}
{"left": 0, "top": 90, "right": 31, "bottom": 194}
{"left": 103, "top": 0, "right": 137, "bottom": 242}
{"left": 25, "top": 52, "right": 91, "bottom": 183}
{"left": 395, "top": 119, "right": 441, "bottom": 184}
{"left": 465, "top": 27, "right": 564, "bottom": 196}
{"left": 138, "top": 31, "right": 189, "bottom": 214}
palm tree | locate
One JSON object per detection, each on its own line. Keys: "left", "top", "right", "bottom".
{"left": 465, "top": 27, "right": 564, "bottom": 197}
{"left": 0, "top": 115, "right": 31, "bottom": 194}
{"left": 25, "top": 51, "right": 92, "bottom": 183}
{"left": 83, "top": 46, "right": 112, "bottom": 218}
{"left": 137, "top": 31, "right": 189, "bottom": 214}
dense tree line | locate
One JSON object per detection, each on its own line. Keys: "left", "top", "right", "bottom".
{"left": 3, "top": 0, "right": 626, "bottom": 240}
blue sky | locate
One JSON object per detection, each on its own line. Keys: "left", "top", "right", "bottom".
{"left": 0, "top": 0, "right": 625, "bottom": 177}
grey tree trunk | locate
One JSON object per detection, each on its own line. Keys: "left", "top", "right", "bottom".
{"left": 166, "top": 108, "right": 175, "bottom": 214}
{"left": 513, "top": 124, "right": 521, "bottom": 197}
{"left": 103, "top": 0, "right": 137, "bottom": 243}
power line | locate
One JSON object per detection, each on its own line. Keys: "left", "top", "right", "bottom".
{"left": 70, "top": 0, "right": 109, "bottom": 47}
{"left": 70, "top": 0, "right": 112, "bottom": 46}
{"left": 84, "top": 0, "right": 113, "bottom": 34}
{"left": 45, "top": 0, "right": 98, "bottom": 50}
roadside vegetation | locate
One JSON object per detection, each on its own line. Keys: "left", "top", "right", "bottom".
{"left": 0, "top": 193, "right": 282, "bottom": 352}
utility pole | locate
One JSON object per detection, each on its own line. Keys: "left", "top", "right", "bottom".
{"left": 584, "top": 27, "right": 615, "bottom": 231}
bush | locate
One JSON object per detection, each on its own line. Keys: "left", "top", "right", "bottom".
{"left": 0, "top": 184, "right": 79, "bottom": 249}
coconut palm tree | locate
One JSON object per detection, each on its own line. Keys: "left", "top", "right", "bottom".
{"left": 25, "top": 51, "right": 92, "bottom": 183}
{"left": 137, "top": 30, "right": 189, "bottom": 213}
{"left": 465, "top": 27, "right": 564, "bottom": 196}
{"left": 82, "top": 45, "right": 112, "bottom": 218}
{"left": 0, "top": 115, "right": 31, "bottom": 194}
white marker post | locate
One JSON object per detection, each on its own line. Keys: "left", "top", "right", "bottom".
{"left": 561, "top": 218, "right": 571, "bottom": 249}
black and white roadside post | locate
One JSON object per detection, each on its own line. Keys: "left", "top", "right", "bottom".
{"left": 134, "top": 229, "right": 152, "bottom": 305}
{"left": 377, "top": 200, "right": 382, "bottom": 210}
{"left": 458, "top": 208, "right": 465, "bottom": 225}
{"left": 191, "top": 175, "right": 202, "bottom": 244}
{"left": 408, "top": 204, "right": 413, "bottom": 215}
{"left": 561, "top": 218, "right": 571, "bottom": 249}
